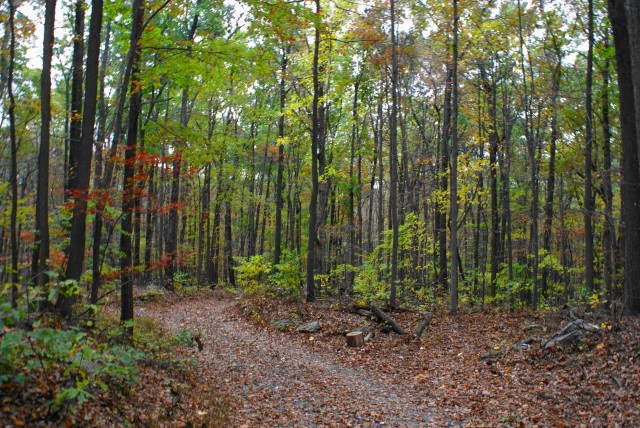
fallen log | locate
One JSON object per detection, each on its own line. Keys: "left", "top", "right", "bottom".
{"left": 370, "top": 304, "right": 405, "bottom": 334}
{"left": 543, "top": 319, "right": 600, "bottom": 350}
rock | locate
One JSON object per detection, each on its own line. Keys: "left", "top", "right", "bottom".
{"left": 513, "top": 336, "right": 538, "bottom": 351}
{"left": 296, "top": 320, "right": 321, "bottom": 333}
{"left": 272, "top": 319, "right": 295, "bottom": 331}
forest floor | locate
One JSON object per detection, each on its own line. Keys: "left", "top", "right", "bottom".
{"left": 144, "top": 290, "right": 640, "bottom": 427}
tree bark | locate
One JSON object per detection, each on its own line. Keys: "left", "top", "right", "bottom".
{"left": 389, "top": 0, "right": 400, "bottom": 309}
{"left": 7, "top": 0, "right": 18, "bottom": 307}
{"left": 274, "top": 45, "right": 289, "bottom": 265}
{"left": 584, "top": 0, "right": 595, "bottom": 291}
{"left": 306, "top": 0, "right": 323, "bottom": 302}
{"left": 607, "top": 0, "right": 640, "bottom": 314}
{"left": 120, "top": 0, "right": 145, "bottom": 334}
{"left": 32, "top": 0, "right": 56, "bottom": 294}
{"left": 449, "top": 0, "right": 460, "bottom": 314}
{"left": 60, "top": 0, "right": 104, "bottom": 317}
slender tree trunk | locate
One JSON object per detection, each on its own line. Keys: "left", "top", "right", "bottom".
{"left": 90, "top": 22, "right": 111, "bottom": 303}
{"left": 542, "top": 58, "right": 561, "bottom": 296}
{"left": 65, "top": 0, "right": 85, "bottom": 204}
{"left": 274, "top": 46, "right": 289, "bottom": 265}
{"left": 120, "top": 0, "right": 145, "bottom": 333}
{"left": 143, "top": 161, "right": 156, "bottom": 283}
{"left": 600, "top": 50, "right": 616, "bottom": 303}
{"left": 7, "top": 0, "right": 18, "bottom": 307}
{"left": 517, "top": 0, "right": 539, "bottom": 310}
{"left": 61, "top": 0, "right": 103, "bottom": 317}
{"left": 306, "top": 0, "right": 322, "bottom": 301}
{"left": 208, "top": 164, "right": 224, "bottom": 285}
{"left": 449, "top": 0, "right": 460, "bottom": 314}
{"left": 584, "top": 0, "right": 595, "bottom": 291}
{"left": 438, "top": 67, "right": 452, "bottom": 291}
{"left": 197, "top": 163, "right": 211, "bottom": 284}
{"left": 389, "top": 0, "right": 400, "bottom": 308}
{"left": 346, "top": 77, "right": 360, "bottom": 294}
{"left": 224, "top": 198, "right": 235, "bottom": 286}
{"left": 32, "top": 0, "right": 56, "bottom": 294}
{"left": 486, "top": 75, "right": 499, "bottom": 299}
{"left": 376, "top": 98, "right": 385, "bottom": 249}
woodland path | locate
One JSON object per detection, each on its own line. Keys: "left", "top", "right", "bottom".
{"left": 148, "top": 296, "right": 436, "bottom": 427}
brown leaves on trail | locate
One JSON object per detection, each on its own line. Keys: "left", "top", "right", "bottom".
{"left": 148, "top": 293, "right": 640, "bottom": 427}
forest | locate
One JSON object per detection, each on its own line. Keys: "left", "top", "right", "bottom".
{"left": 1, "top": 0, "right": 640, "bottom": 425}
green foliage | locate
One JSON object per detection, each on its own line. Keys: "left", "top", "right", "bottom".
{"left": 271, "top": 250, "right": 303, "bottom": 298}
{"left": 234, "top": 255, "right": 273, "bottom": 296}
{"left": 0, "top": 305, "right": 143, "bottom": 412}
{"left": 234, "top": 252, "right": 302, "bottom": 298}
{"left": 354, "top": 258, "right": 389, "bottom": 302}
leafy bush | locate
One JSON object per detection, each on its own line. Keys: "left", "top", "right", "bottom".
{"left": 271, "top": 250, "right": 303, "bottom": 298}
{"left": 234, "top": 254, "right": 273, "bottom": 296}
{"left": 354, "top": 258, "right": 389, "bottom": 302}
{"left": 0, "top": 306, "right": 143, "bottom": 412}
{"left": 235, "top": 252, "right": 302, "bottom": 298}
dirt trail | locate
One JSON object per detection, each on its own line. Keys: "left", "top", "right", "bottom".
{"left": 149, "top": 296, "right": 435, "bottom": 427}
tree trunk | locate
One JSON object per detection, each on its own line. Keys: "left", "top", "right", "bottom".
{"left": 7, "top": 0, "right": 18, "bottom": 307}
{"left": 389, "top": 0, "right": 400, "bottom": 309}
{"left": 449, "top": 0, "right": 460, "bottom": 314}
{"left": 584, "top": 0, "right": 595, "bottom": 291}
{"left": 542, "top": 53, "right": 561, "bottom": 297}
{"left": 274, "top": 46, "right": 289, "bottom": 265}
{"left": 32, "top": 0, "right": 56, "bottom": 294}
{"left": 306, "top": 0, "right": 323, "bottom": 302}
{"left": 438, "top": 66, "right": 452, "bottom": 292}
{"left": 61, "top": 0, "right": 103, "bottom": 317}
{"left": 607, "top": 0, "right": 640, "bottom": 314}
{"left": 120, "top": 0, "right": 145, "bottom": 334}
{"left": 600, "top": 49, "right": 616, "bottom": 304}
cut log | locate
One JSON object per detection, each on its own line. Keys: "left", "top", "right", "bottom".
{"left": 346, "top": 331, "right": 364, "bottom": 347}
{"left": 370, "top": 304, "right": 405, "bottom": 334}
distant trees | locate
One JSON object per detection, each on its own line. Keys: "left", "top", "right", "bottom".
{"left": 1, "top": 0, "right": 640, "bottom": 332}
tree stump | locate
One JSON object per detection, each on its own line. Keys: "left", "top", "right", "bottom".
{"left": 346, "top": 331, "right": 364, "bottom": 347}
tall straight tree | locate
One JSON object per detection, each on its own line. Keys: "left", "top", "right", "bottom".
{"left": 7, "top": 0, "right": 18, "bottom": 307}
{"left": 306, "top": 0, "right": 323, "bottom": 302}
{"left": 517, "top": 0, "right": 540, "bottom": 310}
{"left": 583, "top": 0, "right": 595, "bottom": 291}
{"left": 60, "top": 0, "right": 104, "bottom": 317}
{"left": 607, "top": 0, "right": 640, "bottom": 314}
{"left": 388, "top": 0, "right": 400, "bottom": 309}
{"left": 120, "top": 0, "right": 145, "bottom": 333}
{"left": 449, "top": 0, "right": 460, "bottom": 314}
{"left": 600, "top": 47, "right": 616, "bottom": 300}
{"left": 32, "top": 0, "right": 57, "bottom": 289}
{"left": 274, "top": 45, "right": 289, "bottom": 265}
{"left": 65, "top": 0, "right": 85, "bottom": 204}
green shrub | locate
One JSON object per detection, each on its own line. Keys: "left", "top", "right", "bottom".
{"left": 234, "top": 254, "right": 272, "bottom": 296}
{"left": 0, "top": 305, "right": 143, "bottom": 412}
{"left": 271, "top": 250, "right": 303, "bottom": 298}
{"left": 235, "top": 252, "right": 303, "bottom": 298}
{"left": 354, "top": 259, "right": 389, "bottom": 302}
